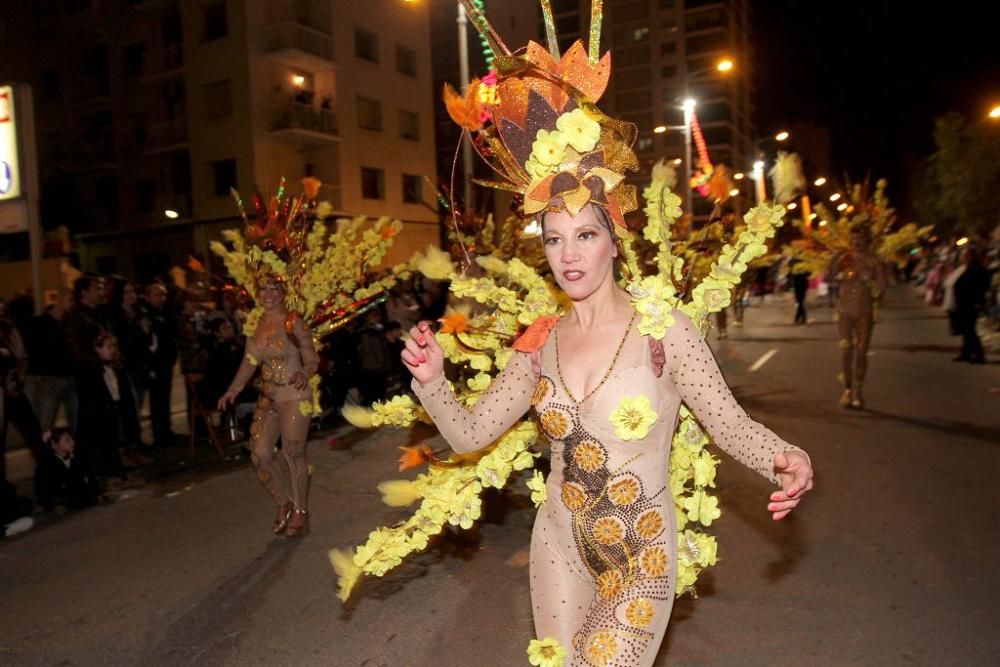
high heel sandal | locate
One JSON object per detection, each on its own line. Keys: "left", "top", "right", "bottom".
{"left": 272, "top": 501, "right": 294, "bottom": 535}
{"left": 285, "top": 508, "right": 309, "bottom": 537}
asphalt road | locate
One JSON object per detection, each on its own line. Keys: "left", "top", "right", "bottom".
{"left": 1, "top": 287, "right": 997, "bottom": 666}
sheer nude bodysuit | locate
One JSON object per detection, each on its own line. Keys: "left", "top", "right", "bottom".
{"left": 228, "top": 317, "right": 318, "bottom": 510}
{"left": 413, "top": 310, "right": 807, "bottom": 666}
{"left": 827, "top": 249, "right": 886, "bottom": 401}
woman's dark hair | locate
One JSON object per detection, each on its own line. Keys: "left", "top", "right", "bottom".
{"left": 540, "top": 204, "right": 631, "bottom": 282}
{"left": 106, "top": 275, "right": 135, "bottom": 311}
{"left": 73, "top": 275, "right": 101, "bottom": 303}
{"left": 43, "top": 427, "right": 73, "bottom": 447}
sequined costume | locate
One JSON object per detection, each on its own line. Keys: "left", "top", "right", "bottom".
{"left": 228, "top": 316, "right": 318, "bottom": 510}
{"left": 412, "top": 311, "right": 807, "bottom": 666}
{"left": 826, "top": 248, "right": 886, "bottom": 406}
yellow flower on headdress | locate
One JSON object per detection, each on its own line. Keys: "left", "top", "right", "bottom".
{"left": 556, "top": 108, "right": 601, "bottom": 154}
{"left": 683, "top": 489, "right": 721, "bottom": 526}
{"left": 531, "top": 129, "right": 568, "bottom": 167}
{"left": 526, "top": 470, "right": 548, "bottom": 508}
{"left": 525, "top": 155, "right": 558, "bottom": 181}
{"left": 609, "top": 395, "right": 658, "bottom": 441}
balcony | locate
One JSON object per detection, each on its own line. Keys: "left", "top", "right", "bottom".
{"left": 271, "top": 101, "right": 339, "bottom": 147}
{"left": 144, "top": 118, "right": 188, "bottom": 153}
{"left": 264, "top": 21, "right": 335, "bottom": 70}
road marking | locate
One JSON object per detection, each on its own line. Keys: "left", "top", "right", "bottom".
{"left": 749, "top": 349, "right": 778, "bottom": 372}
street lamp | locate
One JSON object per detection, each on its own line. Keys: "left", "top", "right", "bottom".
{"left": 729, "top": 188, "right": 740, "bottom": 197}
{"left": 734, "top": 172, "right": 744, "bottom": 180}
{"left": 775, "top": 131, "right": 790, "bottom": 142}
{"left": 164, "top": 210, "right": 179, "bottom": 219}
{"left": 682, "top": 98, "right": 697, "bottom": 217}
{"left": 814, "top": 177, "right": 827, "bottom": 186}
{"left": 829, "top": 193, "right": 842, "bottom": 202}
{"left": 836, "top": 202, "right": 848, "bottom": 211}
{"left": 717, "top": 59, "right": 734, "bottom": 73}
{"left": 787, "top": 202, "right": 798, "bottom": 210}
{"left": 653, "top": 125, "right": 667, "bottom": 134}
{"left": 990, "top": 105, "right": 1000, "bottom": 119}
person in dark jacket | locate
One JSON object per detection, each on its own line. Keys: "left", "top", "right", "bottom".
{"left": 34, "top": 427, "right": 99, "bottom": 512}
{"left": 953, "top": 247, "right": 991, "bottom": 364}
{"left": 76, "top": 332, "right": 140, "bottom": 484}
{"left": 106, "top": 277, "right": 152, "bottom": 430}
{"left": 24, "top": 288, "right": 79, "bottom": 432}
{"left": 64, "top": 275, "right": 110, "bottom": 366}
{"left": 142, "top": 283, "right": 178, "bottom": 447}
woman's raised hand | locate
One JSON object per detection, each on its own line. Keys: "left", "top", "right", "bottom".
{"left": 401, "top": 321, "right": 444, "bottom": 386}
{"left": 768, "top": 450, "right": 814, "bottom": 521}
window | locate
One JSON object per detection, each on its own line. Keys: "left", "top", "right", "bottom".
{"left": 202, "top": 80, "right": 232, "bottom": 119}
{"left": 615, "top": 46, "right": 649, "bottom": 68}
{"left": 210, "top": 159, "right": 237, "bottom": 197}
{"left": 134, "top": 180, "right": 155, "bottom": 213}
{"left": 162, "top": 12, "right": 182, "bottom": 47}
{"left": 686, "top": 9, "right": 727, "bottom": 32}
{"left": 396, "top": 45, "right": 417, "bottom": 77}
{"left": 686, "top": 32, "right": 728, "bottom": 55}
{"left": 125, "top": 43, "right": 145, "bottom": 77}
{"left": 616, "top": 89, "right": 651, "bottom": 111}
{"left": 615, "top": 68, "right": 651, "bottom": 90}
{"left": 355, "top": 27, "right": 379, "bottom": 63}
{"left": 203, "top": 2, "right": 228, "bottom": 41}
{"left": 171, "top": 153, "right": 191, "bottom": 195}
{"left": 361, "top": 167, "right": 384, "bottom": 200}
{"left": 612, "top": 2, "right": 649, "bottom": 22}
{"left": 357, "top": 96, "right": 382, "bottom": 131}
{"left": 399, "top": 109, "right": 420, "bottom": 141}
{"left": 659, "top": 17, "right": 678, "bottom": 33}
{"left": 660, "top": 65, "right": 677, "bottom": 79}
{"left": 402, "top": 174, "right": 422, "bottom": 204}
{"left": 660, "top": 41, "right": 677, "bottom": 56}
{"left": 636, "top": 137, "right": 654, "bottom": 153}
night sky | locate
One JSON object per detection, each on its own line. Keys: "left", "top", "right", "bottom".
{"left": 753, "top": 0, "right": 999, "bottom": 209}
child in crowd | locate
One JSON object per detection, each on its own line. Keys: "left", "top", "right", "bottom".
{"left": 34, "top": 428, "right": 99, "bottom": 512}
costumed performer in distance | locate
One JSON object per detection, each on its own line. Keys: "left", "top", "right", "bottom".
{"left": 399, "top": 10, "right": 815, "bottom": 664}
{"left": 218, "top": 272, "right": 319, "bottom": 537}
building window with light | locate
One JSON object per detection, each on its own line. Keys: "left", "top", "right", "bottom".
{"left": 202, "top": 2, "right": 228, "bottom": 42}
{"left": 210, "top": 159, "right": 236, "bottom": 197}
{"left": 357, "top": 96, "right": 383, "bottom": 131}
{"left": 355, "top": 27, "right": 379, "bottom": 63}
{"left": 402, "top": 174, "right": 422, "bottom": 204}
{"left": 361, "top": 167, "right": 385, "bottom": 200}
{"left": 399, "top": 109, "right": 420, "bottom": 141}
{"left": 396, "top": 45, "right": 417, "bottom": 77}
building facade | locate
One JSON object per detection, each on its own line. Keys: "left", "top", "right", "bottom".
{"left": 0, "top": 0, "right": 438, "bottom": 283}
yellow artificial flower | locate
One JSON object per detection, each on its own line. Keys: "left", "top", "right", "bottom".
{"left": 245, "top": 352, "right": 259, "bottom": 367}
{"left": 298, "top": 400, "right": 313, "bottom": 417}
{"left": 467, "top": 373, "right": 492, "bottom": 392}
{"left": 372, "top": 394, "right": 419, "bottom": 428}
{"left": 477, "top": 454, "right": 513, "bottom": 489}
{"left": 679, "top": 529, "right": 718, "bottom": 568}
{"left": 586, "top": 630, "right": 619, "bottom": 666}
{"left": 531, "top": 129, "right": 568, "bottom": 167}
{"left": 609, "top": 396, "right": 658, "bottom": 441}
{"left": 628, "top": 276, "right": 677, "bottom": 340}
{"left": 527, "top": 470, "right": 547, "bottom": 507}
{"left": 625, "top": 597, "right": 655, "bottom": 629}
{"left": 592, "top": 516, "right": 625, "bottom": 546}
{"left": 353, "top": 527, "right": 411, "bottom": 576}
{"left": 635, "top": 509, "right": 665, "bottom": 540}
{"left": 572, "top": 440, "right": 607, "bottom": 472}
{"left": 377, "top": 480, "right": 420, "bottom": 507}
{"left": 691, "top": 278, "right": 733, "bottom": 313}
{"left": 683, "top": 490, "right": 721, "bottom": 526}
{"left": 744, "top": 203, "right": 785, "bottom": 238}
{"left": 693, "top": 451, "right": 718, "bottom": 488}
{"left": 555, "top": 108, "right": 601, "bottom": 153}
{"left": 475, "top": 254, "right": 508, "bottom": 274}
{"left": 329, "top": 548, "right": 363, "bottom": 602}
{"left": 525, "top": 155, "right": 558, "bottom": 181}
{"left": 527, "top": 637, "right": 567, "bottom": 667}
{"left": 676, "top": 560, "right": 697, "bottom": 593}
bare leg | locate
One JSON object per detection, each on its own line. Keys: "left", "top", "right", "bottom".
{"left": 277, "top": 400, "right": 311, "bottom": 510}
{"left": 248, "top": 402, "right": 289, "bottom": 506}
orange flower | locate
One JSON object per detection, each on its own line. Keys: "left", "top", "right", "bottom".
{"left": 530, "top": 377, "right": 551, "bottom": 406}
{"left": 187, "top": 255, "right": 205, "bottom": 272}
{"left": 607, "top": 476, "right": 640, "bottom": 506}
{"left": 301, "top": 176, "right": 322, "bottom": 199}
{"left": 438, "top": 311, "right": 470, "bottom": 334}
{"left": 592, "top": 516, "right": 625, "bottom": 546}
{"left": 380, "top": 225, "right": 399, "bottom": 240}
{"left": 639, "top": 546, "right": 668, "bottom": 578}
{"left": 625, "top": 598, "right": 655, "bottom": 629}
{"left": 572, "top": 441, "right": 606, "bottom": 472}
{"left": 595, "top": 569, "right": 623, "bottom": 600}
{"left": 397, "top": 444, "right": 436, "bottom": 472}
{"left": 560, "top": 481, "right": 587, "bottom": 512}
{"left": 635, "top": 510, "right": 665, "bottom": 540}
{"left": 443, "top": 81, "right": 485, "bottom": 131}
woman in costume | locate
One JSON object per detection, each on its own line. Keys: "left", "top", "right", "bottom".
{"left": 217, "top": 276, "right": 318, "bottom": 537}
{"left": 397, "top": 4, "right": 815, "bottom": 663}
{"left": 824, "top": 225, "right": 888, "bottom": 409}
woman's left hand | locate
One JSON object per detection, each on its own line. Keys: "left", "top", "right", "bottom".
{"left": 290, "top": 371, "right": 308, "bottom": 391}
{"left": 769, "top": 450, "right": 814, "bottom": 521}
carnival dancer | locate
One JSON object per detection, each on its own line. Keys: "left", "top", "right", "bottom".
{"left": 825, "top": 226, "right": 888, "bottom": 409}
{"left": 394, "top": 3, "right": 815, "bottom": 663}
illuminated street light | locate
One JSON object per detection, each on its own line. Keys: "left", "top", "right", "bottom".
{"left": 956, "top": 237, "right": 969, "bottom": 246}
{"left": 717, "top": 59, "right": 734, "bottom": 73}
{"left": 291, "top": 74, "right": 305, "bottom": 87}
{"left": 808, "top": 213, "right": 817, "bottom": 220}
{"left": 673, "top": 158, "right": 682, "bottom": 165}
{"left": 836, "top": 203, "right": 848, "bottom": 211}
{"left": 819, "top": 220, "right": 828, "bottom": 227}
{"left": 775, "top": 131, "right": 790, "bottom": 141}
{"left": 653, "top": 125, "right": 667, "bottom": 134}
{"left": 814, "top": 177, "right": 827, "bottom": 186}
{"left": 734, "top": 172, "right": 744, "bottom": 180}
{"left": 829, "top": 193, "right": 842, "bottom": 202}
{"left": 990, "top": 106, "right": 1000, "bottom": 119}
{"left": 164, "top": 210, "right": 179, "bottom": 219}
{"left": 753, "top": 160, "right": 764, "bottom": 171}
{"left": 682, "top": 98, "right": 697, "bottom": 112}
{"left": 729, "top": 188, "right": 740, "bottom": 197}
{"left": 787, "top": 202, "right": 798, "bottom": 210}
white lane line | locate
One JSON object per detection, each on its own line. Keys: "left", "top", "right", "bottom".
{"left": 749, "top": 349, "right": 778, "bottom": 372}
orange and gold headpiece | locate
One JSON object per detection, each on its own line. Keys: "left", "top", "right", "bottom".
{"left": 444, "top": 1, "right": 638, "bottom": 229}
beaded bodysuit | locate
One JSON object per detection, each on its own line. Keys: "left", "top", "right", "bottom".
{"left": 413, "top": 310, "right": 806, "bottom": 666}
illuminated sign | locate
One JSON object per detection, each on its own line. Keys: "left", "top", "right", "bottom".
{"left": 0, "top": 85, "right": 21, "bottom": 200}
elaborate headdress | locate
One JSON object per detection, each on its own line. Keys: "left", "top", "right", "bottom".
{"left": 444, "top": 0, "right": 638, "bottom": 228}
